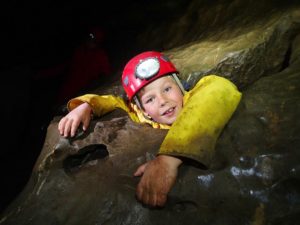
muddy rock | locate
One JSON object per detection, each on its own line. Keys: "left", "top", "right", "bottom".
{"left": 1, "top": 1, "right": 300, "bottom": 225}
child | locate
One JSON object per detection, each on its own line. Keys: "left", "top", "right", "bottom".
{"left": 58, "top": 51, "right": 242, "bottom": 207}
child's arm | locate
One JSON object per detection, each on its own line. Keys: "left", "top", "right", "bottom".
{"left": 134, "top": 155, "right": 182, "bottom": 207}
{"left": 58, "top": 102, "right": 93, "bottom": 137}
{"left": 134, "top": 75, "right": 242, "bottom": 207}
{"left": 58, "top": 94, "right": 132, "bottom": 137}
{"left": 158, "top": 75, "right": 242, "bottom": 167}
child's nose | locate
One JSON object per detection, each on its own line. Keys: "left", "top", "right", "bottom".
{"left": 158, "top": 95, "right": 168, "bottom": 106}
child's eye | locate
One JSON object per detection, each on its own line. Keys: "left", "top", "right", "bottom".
{"left": 145, "top": 97, "right": 154, "bottom": 104}
{"left": 164, "top": 86, "right": 172, "bottom": 92}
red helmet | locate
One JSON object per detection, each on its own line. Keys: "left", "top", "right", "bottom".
{"left": 122, "top": 51, "right": 178, "bottom": 100}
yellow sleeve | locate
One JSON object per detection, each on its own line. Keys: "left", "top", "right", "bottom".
{"left": 158, "top": 75, "right": 242, "bottom": 167}
{"left": 67, "top": 94, "right": 171, "bottom": 128}
{"left": 67, "top": 94, "right": 136, "bottom": 118}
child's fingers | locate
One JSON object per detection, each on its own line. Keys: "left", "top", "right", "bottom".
{"left": 58, "top": 118, "right": 66, "bottom": 135}
{"left": 70, "top": 119, "right": 81, "bottom": 137}
{"left": 63, "top": 119, "right": 73, "bottom": 137}
{"left": 82, "top": 116, "right": 91, "bottom": 131}
{"left": 134, "top": 163, "right": 147, "bottom": 176}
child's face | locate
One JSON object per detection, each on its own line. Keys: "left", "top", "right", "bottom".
{"left": 138, "top": 76, "right": 183, "bottom": 125}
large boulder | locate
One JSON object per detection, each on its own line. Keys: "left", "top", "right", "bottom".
{"left": 1, "top": 1, "right": 299, "bottom": 225}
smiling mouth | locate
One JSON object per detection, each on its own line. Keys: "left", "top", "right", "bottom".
{"left": 162, "top": 107, "right": 175, "bottom": 116}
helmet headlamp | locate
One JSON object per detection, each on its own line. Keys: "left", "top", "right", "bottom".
{"left": 122, "top": 51, "right": 179, "bottom": 100}
{"left": 135, "top": 57, "right": 160, "bottom": 80}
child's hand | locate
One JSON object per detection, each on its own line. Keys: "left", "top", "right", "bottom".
{"left": 134, "top": 155, "right": 182, "bottom": 207}
{"left": 58, "top": 102, "right": 92, "bottom": 137}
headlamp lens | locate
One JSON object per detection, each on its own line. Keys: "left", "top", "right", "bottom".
{"left": 136, "top": 58, "right": 160, "bottom": 79}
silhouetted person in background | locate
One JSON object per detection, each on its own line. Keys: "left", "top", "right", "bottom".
{"left": 56, "top": 26, "right": 112, "bottom": 105}
{"left": 36, "top": 26, "right": 112, "bottom": 111}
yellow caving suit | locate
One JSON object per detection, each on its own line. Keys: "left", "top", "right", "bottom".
{"left": 67, "top": 75, "right": 242, "bottom": 167}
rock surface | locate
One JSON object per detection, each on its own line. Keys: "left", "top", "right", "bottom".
{"left": 1, "top": 1, "right": 300, "bottom": 225}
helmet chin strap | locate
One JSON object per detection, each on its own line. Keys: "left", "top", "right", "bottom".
{"left": 172, "top": 73, "right": 186, "bottom": 95}
{"left": 133, "top": 95, "right": 153, "bottom": 121}
{"left": 133, "top": 95, "right": 143, "bottom": 110}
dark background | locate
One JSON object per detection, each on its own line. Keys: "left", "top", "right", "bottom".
{"left": 0, "top": 0, "right": 189, "bottom": 213}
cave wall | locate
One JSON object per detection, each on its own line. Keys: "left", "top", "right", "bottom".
{"left": 1, "top": 1, "right": 300, "bottom": 225}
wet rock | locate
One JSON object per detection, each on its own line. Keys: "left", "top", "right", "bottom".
{"left": 140, "top": 1, "right": 300, "bottom": 89}
{"left": 1, "top": 1, "right": 300, "bottom": 225}
{"left": 1, "top": 52, "right": 299, "bottom": 225}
